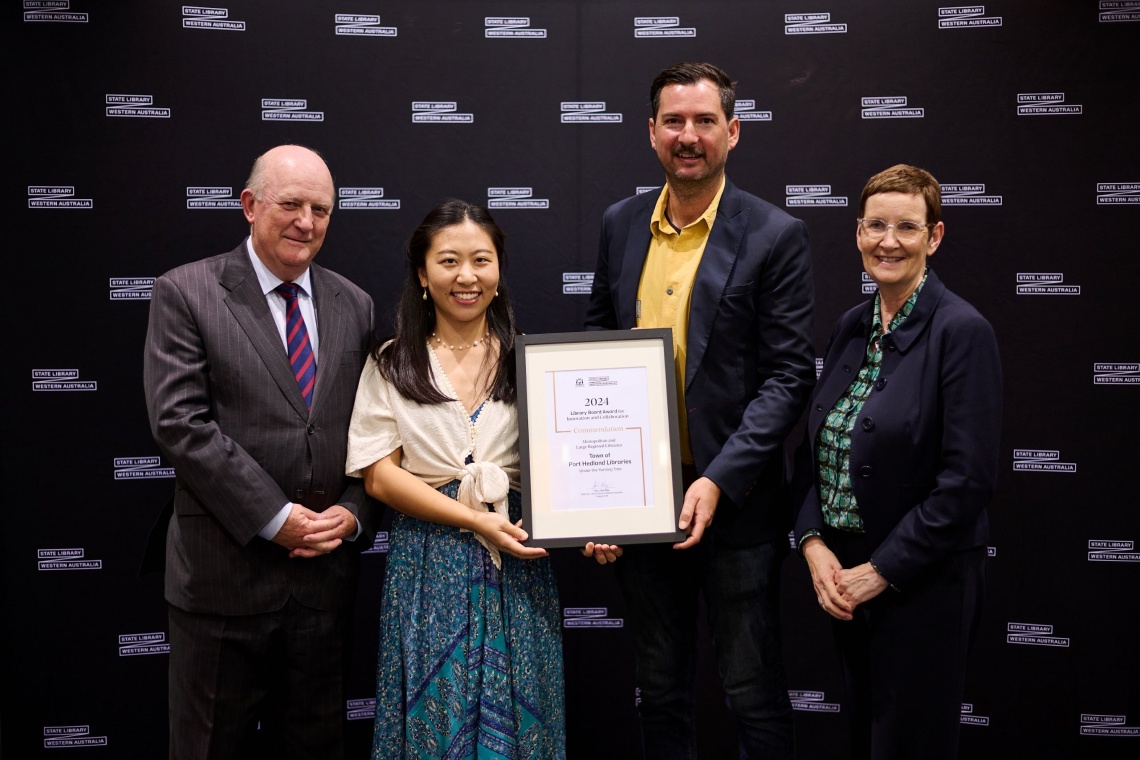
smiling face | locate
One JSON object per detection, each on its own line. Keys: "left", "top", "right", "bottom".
{"left": 858, "top": 191, "right": 944, "bottom": 300}
{"left": 649, "top": 79, "right": 739, "bottom": 190}
{"left": 241, "top": 146, "right": 334, "bottom": 282}
{"left": 418, "top": 219, "right": 500, "bottom": 331}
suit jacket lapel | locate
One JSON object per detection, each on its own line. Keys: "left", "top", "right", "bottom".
{"left": 685, "top": 181, "right": 746, "bottom": 388}
{"left": 889, "top": 268, "right": 946, "bottom": 354}
{"left": 220, "top": 245, "right": 310, "bottom": 420}
{"left": 618, "top": 193, "right": 657, "bottom": 328}
{"left": 308, "top": 264, "right": 344, "bottom": 417}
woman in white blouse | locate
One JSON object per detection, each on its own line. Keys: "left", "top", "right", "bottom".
{"left": 346, "top": 200, "right": 565, "bottom": 759}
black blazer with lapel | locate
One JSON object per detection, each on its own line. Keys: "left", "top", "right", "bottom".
{"left": 586, "top": 179, "right": 816, "bottom": 545}
{"left": 144, "top": 242, "right": 379, "bottom": 615}
{"left": 793, "top": 269, "right": 1002, "bottom": 589}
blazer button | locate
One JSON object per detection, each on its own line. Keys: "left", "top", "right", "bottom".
{"left": 875, "top": 378, "right": 887, "bottom": 391}
{"left": 307, "top": 424, "right": 316, "bottom": 435}
{"left": 858, "top": 465, "right": 874, "bottom": 478}
{"left": 861, "top": 417, "right": 875, "bottom": 432}
{"left": 666, "top": 287, "right": 674, "bottom": 295}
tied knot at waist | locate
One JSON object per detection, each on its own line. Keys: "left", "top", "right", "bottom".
{"left": 456, "top": 461, "right": 510, "bottom": 569}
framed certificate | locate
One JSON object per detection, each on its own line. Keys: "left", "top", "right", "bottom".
{"left": 515, "top": 329, "right": 685, "bottom": 548}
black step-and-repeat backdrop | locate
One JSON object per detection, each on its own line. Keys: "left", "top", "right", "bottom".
{"left": 7, "top": 1, "right": 1139, "bottom": 757}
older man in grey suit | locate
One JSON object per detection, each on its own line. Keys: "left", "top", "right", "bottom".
{"left": 144, "top": 144, "right": 378, "bottom": 759}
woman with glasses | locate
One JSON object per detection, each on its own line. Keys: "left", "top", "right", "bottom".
{"left": 792, "top": 164, "right": 1002, "bottom": 759}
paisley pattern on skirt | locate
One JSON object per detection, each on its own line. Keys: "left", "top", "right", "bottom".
{"left": 372, "top": 485, "right": 565, "bottom": 759}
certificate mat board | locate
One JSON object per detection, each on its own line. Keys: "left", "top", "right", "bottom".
{"left": 516, "top": 330, "right": 684, "bottom": 548}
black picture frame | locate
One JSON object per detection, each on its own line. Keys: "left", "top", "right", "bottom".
{"left": 515, "top": 329, "right": 685, "bottom": 548}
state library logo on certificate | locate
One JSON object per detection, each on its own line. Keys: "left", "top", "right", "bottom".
{"left": 548, "top": 367, "right": 652, "bottom": 512}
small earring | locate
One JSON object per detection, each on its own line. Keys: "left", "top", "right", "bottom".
{"left": 422, "top": 288, "right": 427, "bottom": 301}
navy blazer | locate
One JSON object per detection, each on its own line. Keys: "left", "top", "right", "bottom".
{"left": 586, "top": 179, "right": 816, "bottom": 545}
{"left": 793, "top": 269, "right": 1002, "bottom": 589}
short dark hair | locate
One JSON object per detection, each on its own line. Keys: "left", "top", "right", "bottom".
{"left": 650, "top": 62, "right": 737, "bottom": 120}
{"left": 859, "top": 164, "right": 942, "bottom": 224}
{"left": 373, "top": 200, "right": 517, "bottom": 405}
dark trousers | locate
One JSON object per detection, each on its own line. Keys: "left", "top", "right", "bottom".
{"left": 615, "top": 534, "right": 794, "bottom": 759}
{"left": 825, "top": 528, "right": 986, "bottom": 760}
{"left": 168, "top": 598, "right": 350, "bottom": 760}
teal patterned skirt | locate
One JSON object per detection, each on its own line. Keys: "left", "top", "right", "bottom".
{"left": 372, "top": 484, "right": 566, "bottom": 759}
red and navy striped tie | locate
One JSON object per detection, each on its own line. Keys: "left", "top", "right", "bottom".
{"left": 275, "top": 283, "right": 316, "bottom": 409}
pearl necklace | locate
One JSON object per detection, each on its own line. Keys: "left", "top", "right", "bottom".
{"left": 430, "top": 331, "right": 490, "bottom": 351}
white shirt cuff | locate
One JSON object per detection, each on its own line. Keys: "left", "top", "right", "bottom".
{"left": 258, "top": 502, "right": 293, "bottom": 540}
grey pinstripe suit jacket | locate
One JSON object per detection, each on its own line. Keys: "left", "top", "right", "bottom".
{"left": 143, "top": 242, "right": 379, "bottom": 615}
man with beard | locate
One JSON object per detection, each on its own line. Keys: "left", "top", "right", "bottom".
{"left": 584, "top": 62, "right": 815, "bottom": 758}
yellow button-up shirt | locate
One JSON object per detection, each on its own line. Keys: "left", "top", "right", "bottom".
{"left": 636, "top": 179, "right": 726, "bottom": 465}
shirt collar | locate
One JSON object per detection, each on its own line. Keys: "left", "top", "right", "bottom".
{"left": 872, "top": 270, "right": 928, "bottom": 335}
{"left": 650, "top": 176, "right": 727, "bottom": 237}
{"left": 245, "top": 237, "right": 313, "bottom": 298}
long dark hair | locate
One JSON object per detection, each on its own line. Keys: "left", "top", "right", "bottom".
{"left": 373, "top": 199, "right": 517, "bottom": 404}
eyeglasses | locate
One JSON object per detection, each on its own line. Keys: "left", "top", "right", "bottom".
{"left": 857, "top": 218, "right": 933, "bottom": 242}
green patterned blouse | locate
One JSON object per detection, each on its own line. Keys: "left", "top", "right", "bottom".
{"left": 814, "top": 273, "right": 927, "bottom": 532}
